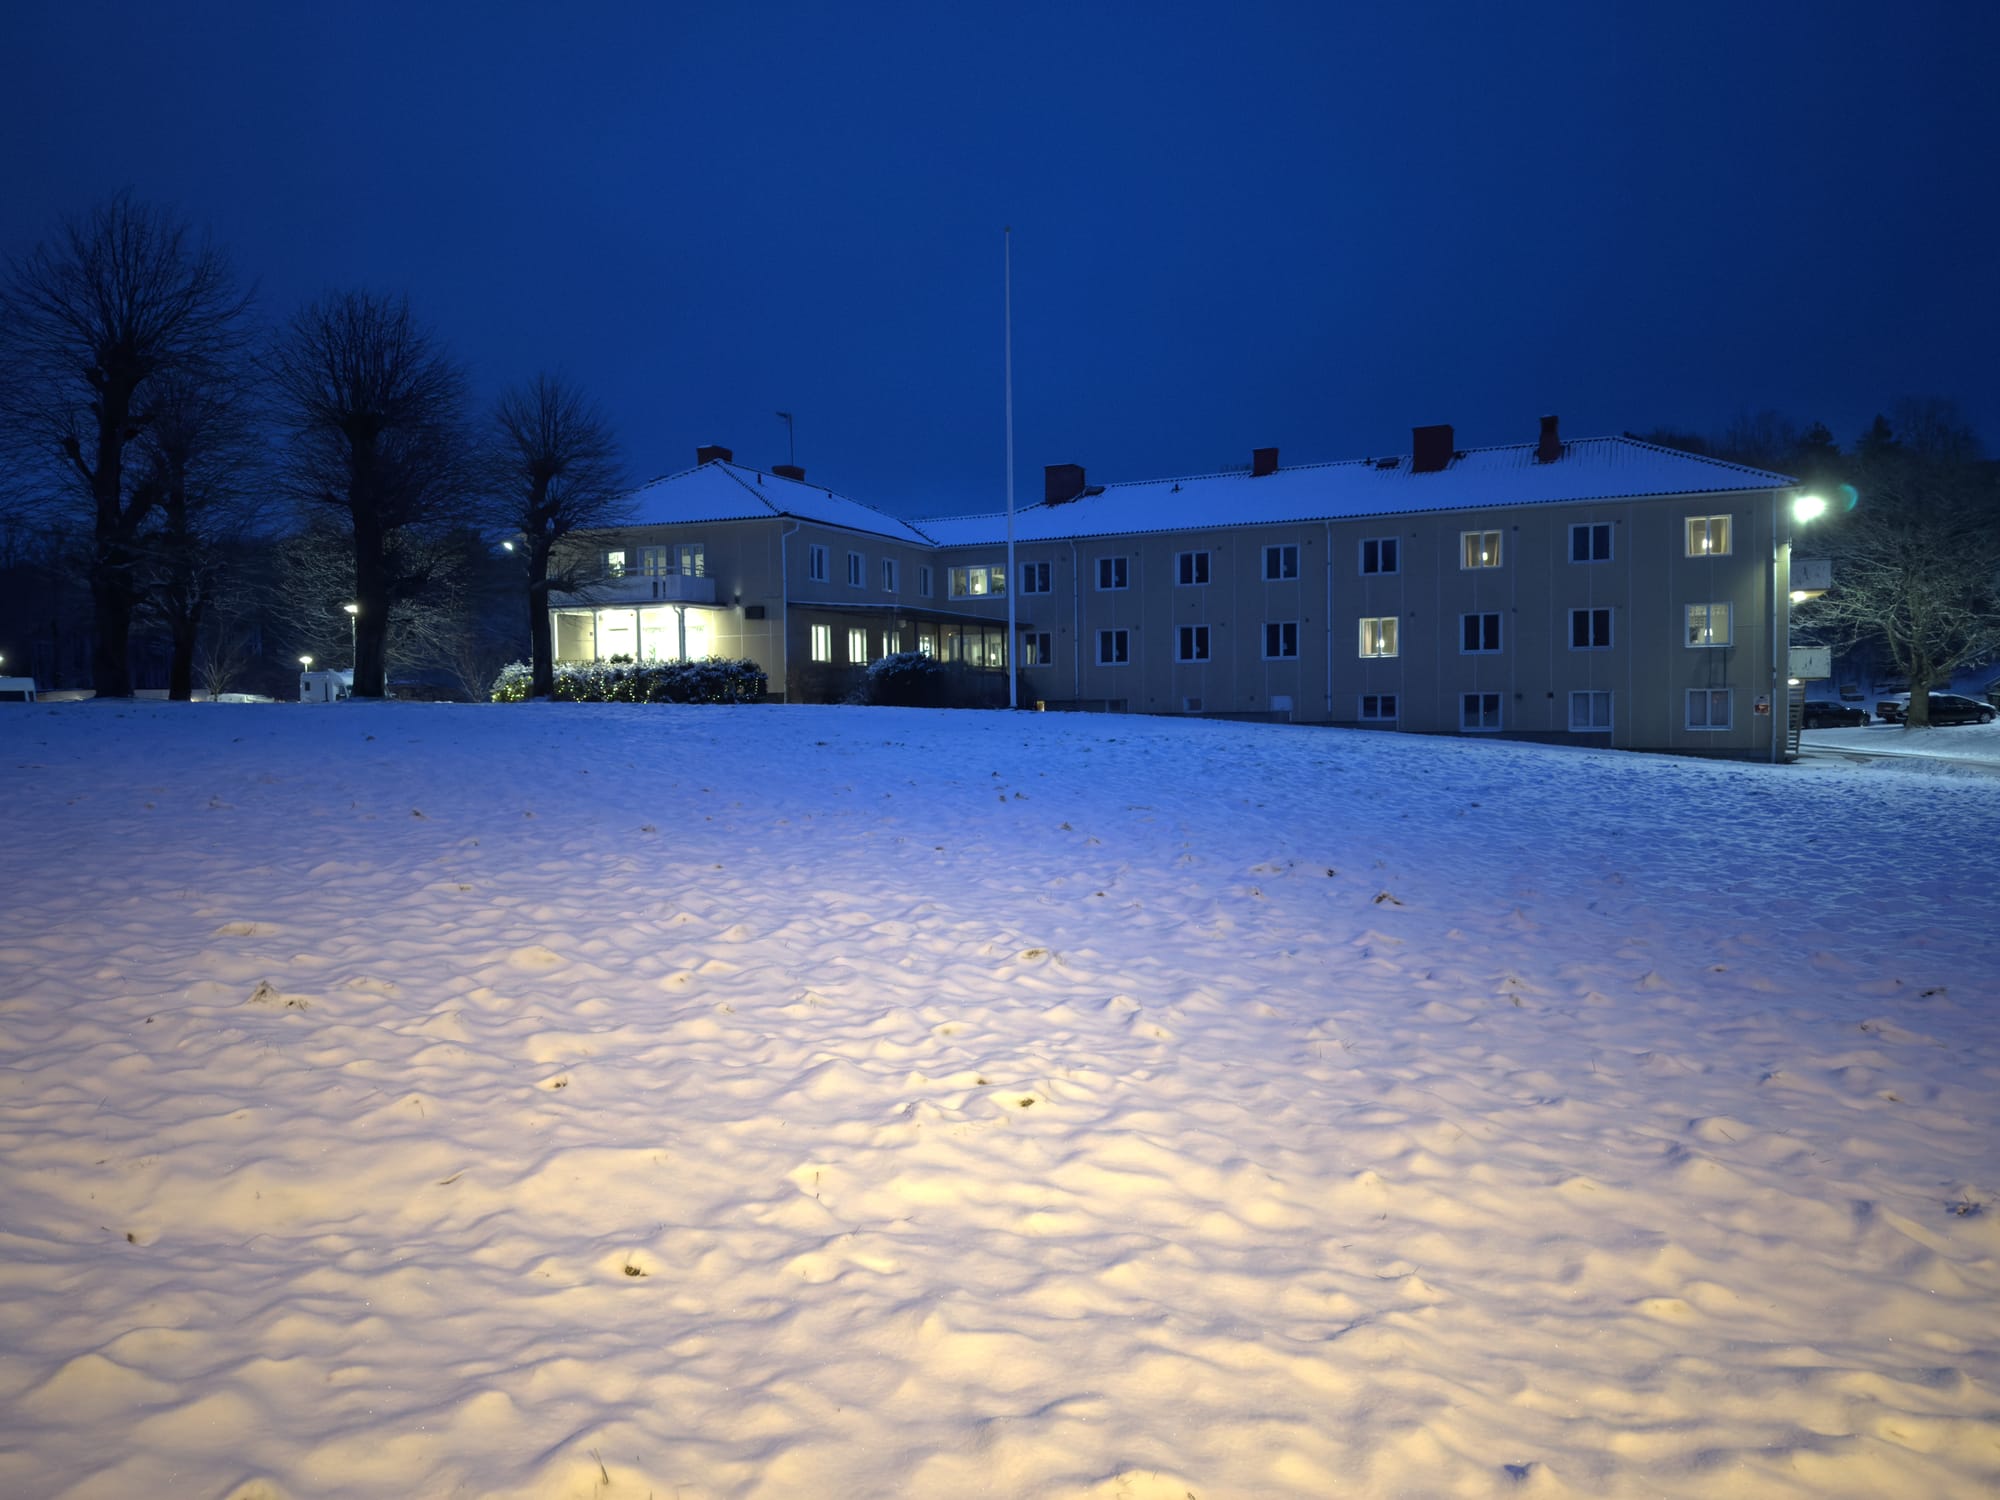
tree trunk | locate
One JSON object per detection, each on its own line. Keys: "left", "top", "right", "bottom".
{"left": 89, "top": 545, "right": 137, "bottom": 698}
{"left": 529, "top": 547, "right": 555, "bottom": 698}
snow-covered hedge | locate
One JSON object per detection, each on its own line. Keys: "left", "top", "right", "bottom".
{"left": 490, "top": 658, "right": 768, "bottom": 704}
{"left": 847, "top": 652, "right": 1001, "bottom": 709}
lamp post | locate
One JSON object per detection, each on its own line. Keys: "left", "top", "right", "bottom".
{"left": 343, "top": 603, "right": 359, "bottom": 670}
{"left": 1775, "top": 494, "right": 1828, "bottom": 762}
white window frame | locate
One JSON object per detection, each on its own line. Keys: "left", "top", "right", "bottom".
{"left": 1570, "top": 522, "right": 1612, "bottom": 563}
{"left": 1263, "top": 620, "right": 1299, "bottom": 659}
{"left": 881, "top": 557, "right": 898, "bottom": 593}
{"left": 949, "top": 565, "right": 1007, "bottom": 598}
{"left": 885, "top": 629, "right": 902, "bottom": 655}
{"left": 1569, "top": 690, "right": 1613, "bottom": 731}
{"left": 1264, "top": 544, "right": 1299, "bottom": 580}
{"left": 1358, "top": 693, "right": 1397, "bottom": 722}
{"left": 808, "top": 544, "right": 829, "bottom": 583}
{"left": 1025, "top": 631, "right": 1052, "bottom": 666}
{"left": 1176, "top": 550, "right": 1211, "bottom": 587}
{"left": 1358, "top": 616, "right": 1399, "bottom": 658}
{"left": 677, "top": 542, "right": 706, "bottom": 577}
{"left": 1570, "top": 607, "right": 1613, "bottom": 650}
{"left": 1097, "top": 628, "right": 1130, "bottom": 665}
{"left": 1360, "top": 536, "right": 1399, "bottom": 575}
{"left": 1019, "top": 560, "right": 1052, "bottom": 594}
{"left": 1177, "top": 624, "right": 1210, "bottom": 662}
{"left": 639, "top": 545, "right": 669, "bottom": 576}
{"left": 1686, "top": 515, "right": 1733, "bottom": 556}
{"left": 847, "top": 551, "right": 865, "bottom": 588}
{"left": 917, "top": 628, "right": 936, "bottom": 656}
{"left": 1686, "top": 688, "right": 1733, "bottom": 730}
{"left": 809, "top": 623, "right": 832, "bottom": 662}
{"left": 1686, "top": 602, "right": 1732, "bottom": 647}
{"left": 1461, "top": 691, "right": 1503, "bottom": 732}
{"left": 1096, "top": 556, "right": 1129, "bottom": 591}
{"left": 847, "top": 626, "right": 868, "bottom": 664}
{"left": 605, "top": 548, "right": 628, "bottom": 578}
{"left": 1461, "top": 612, "right": 1503, "bottom": 654}
{"left": 1460, "top": 530, "right": 1502, "bottom": 569}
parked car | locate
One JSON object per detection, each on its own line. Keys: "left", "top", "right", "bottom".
{"left": 1879, "top": 692, "right": 1996, "bottom": 726}
{"left": 1802, "top": 700, "right": 1869, "bottom": 728}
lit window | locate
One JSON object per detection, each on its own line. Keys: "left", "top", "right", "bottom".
{"left": 808, "top": 545, "right": 829, "bottom": 582}
{"left": 847, "top": 627, "right": 868, "bottom": 663}
{"left": 1025, "top": 631, "right": 1052, "bottom": 665}
{"left": 1461, "top": 531, "right": 1502, "bottom": 569}
{"left": 639, "top": 546, "right": 668, "bottom": 576}
{"left": 1461, "top": 692, "right": 1502, "bottom": 731}
{"left": 1569, "top": 690, "right": 1612, "bottom": 731}
{"left": 881, "top": 558, "right": 898, "bottom": 592}
{"left": 678, "top": 543, "right": 705, "bottom": 577}
{"left": 1264, "top": 544, "right": 1299, "bottom": 580}
{"left": 1358, "top": 694, "right": 1397, "bottom": 722}
{"left": 810, "top": 623, "right": 831, "bottom": 662}
{"left": 949, "top": 565, "right": 1007, "bottom": 598}
{"left": 918, "top": 629, "right": 936, "bottom": 656}
{"left": 1570, "top": 608, "right": 1613, "bottom": 650}
{"left": 1096, "top": 556, "right": 1129, "bottom": 590}
{"left": 1177, "top": 625, "right": 1210, "bottom": 662}
{"left": 1020, "top": 561, "right": 1052, "bottom": 593}
{"left": 1177, "top": 551, "right": 1210, "bottom": 586}
{"left": 1360, "top": 537, "right": 1399, "bottom": 575}
{"left": 1686, "top": 602, "right": 1732, "bottom": 647}
{"left": 847, "top": 552, "right": 865, "bottom": 588}
{"left": 1264, "top": 621, "right": 1298, "bottom": 659}
{"left": 1461, "top": 612, "right": 1502, "bottom": 653}
{"left": 1686, "top": 516, "right": 1733, "bottom": 556}
{"left": 1687, "top": 688, "right": 1732, "bottom": 730}
{"left": 1097, "top": 629, "right": 1129, "bottom": 664}
{"left": 1359, "top": 616, "right": 1399, "bottom": 657}
{"left": 1570, "top": 523, "right": 1612, "bottom": 563}
{"left": 605, "top": 549, "right": 627, "bottom": 578}
{"left": 885, "top": 629, "right": 902, "bottom": 655}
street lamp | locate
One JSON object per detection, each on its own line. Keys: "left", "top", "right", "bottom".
{"left": 343, "top": 603, "right": 359, "bottom": 668}
{"left": 299, "top": 655, "right": 313, "bottom": 670}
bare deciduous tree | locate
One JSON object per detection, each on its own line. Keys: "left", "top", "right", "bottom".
{"left": 1796, "top": 402, "right": 2000, "bottom": 728}
{"left": 490, "top": 373, "right": 628, "bottom": 697}
{"left": 131, "top": 370, "right": 265, "bottom": 699}
{"left": 0, "top": 193, "right": 251, "bottom": 696}
{"left": 268, "top": 292, "right": 476, "bottom": 697}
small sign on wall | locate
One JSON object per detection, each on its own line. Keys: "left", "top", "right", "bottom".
{"left": 1788, "top": 646, "right": 1832, "bottom": 680}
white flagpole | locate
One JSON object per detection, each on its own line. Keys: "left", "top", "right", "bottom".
{"left": 1004, "top": 226, "right": 1017, "bottom": 710}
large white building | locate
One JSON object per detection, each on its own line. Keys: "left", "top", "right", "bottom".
{"left": 551, "top": 419, "right": 1812, "bottom": 758}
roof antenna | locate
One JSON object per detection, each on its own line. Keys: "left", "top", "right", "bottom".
{"left": 776, "top": 411, "right": 795, "bottom": 469}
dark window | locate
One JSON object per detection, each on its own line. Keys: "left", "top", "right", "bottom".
{"left": 1462, "top": 613, "right": 1502, "bottom": 653}
{"left": 1361, "top": 537, "right": 1399, "bottom": 575}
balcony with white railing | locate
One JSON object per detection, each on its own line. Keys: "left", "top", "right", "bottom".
{"left": 549, "top": 570, "right": 717, "bottom": 607}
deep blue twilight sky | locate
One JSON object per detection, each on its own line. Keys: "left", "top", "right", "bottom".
{"left": 2, "top": 1, "right": 1993, "bottom": 517}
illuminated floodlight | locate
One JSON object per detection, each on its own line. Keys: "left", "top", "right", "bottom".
{"left": 299, "top": 654, "right": 313, "bottom": 669}
{"left": 1793, "top": 494, "right": 1828, "bottom": 523}
{"left": 1790, "top": 590, "right": 1811, "bottom": 603}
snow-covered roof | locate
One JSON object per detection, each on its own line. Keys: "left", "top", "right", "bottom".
{"left": 916, "top": 436, "right": 1797, "bottom": 548}
{"left": 625, "top": 460, "right": 937, "bottom": 546}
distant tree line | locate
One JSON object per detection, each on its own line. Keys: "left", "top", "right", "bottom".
{"left": 1639, "top": 403, "right": 1999, "bottom": 729}
{"left": 0, "top": 192, "right": 631, "bottom": 700}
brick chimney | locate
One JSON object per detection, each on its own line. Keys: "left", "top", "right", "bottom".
{"left": 1252, "top": 446, "right": 1279, "bottom": 477}
{"left": 1411, "top": 424, "right": 1454, "bottom": 474}
{"left": 1536, "top": 414, "right": 1562, "bottom": 464}
{"left": 772, "top": 463, "right": 805, "bottom": 482}
{"left": 1044, "top": 463, "right": 1087, "bottom": 505}
{"left": 696, "top": 444, "right": 733, "bottom": 465}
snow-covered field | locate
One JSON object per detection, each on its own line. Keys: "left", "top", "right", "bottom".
{"left": 2, "top": 702, "right": 1997, "bottom": 1500}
